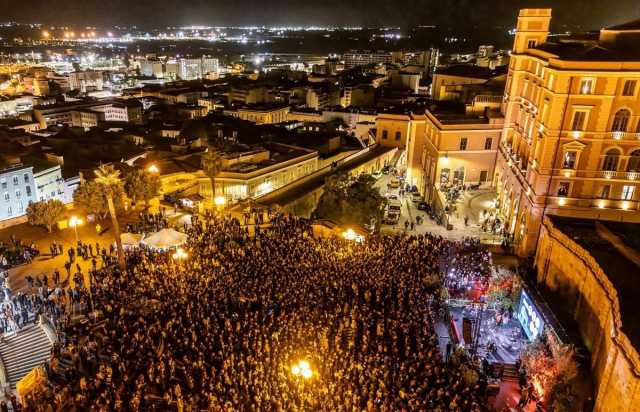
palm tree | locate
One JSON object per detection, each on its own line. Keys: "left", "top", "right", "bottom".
{"left": 95, "top": 165, "right": 126, "bottom": 270}
{"left": 202, "top": 142, "right": 223, "bottom": 207}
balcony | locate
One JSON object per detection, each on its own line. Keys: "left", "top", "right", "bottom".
{"left": 600, "top": 170, "right": 640, "bottom": 180}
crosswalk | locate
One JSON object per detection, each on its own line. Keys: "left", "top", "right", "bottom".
{"left": 0, "top": 324, "right": 53, "bottom": 389}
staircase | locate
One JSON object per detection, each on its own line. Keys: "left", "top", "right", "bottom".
{"left": 0, "top": 324, "right": 53, "bottom": 389}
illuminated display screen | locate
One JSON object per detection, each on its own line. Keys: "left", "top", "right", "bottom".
{"left": 517, "top": 290, "right": 544, "bottom": 341}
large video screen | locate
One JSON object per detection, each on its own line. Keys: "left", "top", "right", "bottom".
{"left": 517, "top": 289, "right": 544, "bottom": 341}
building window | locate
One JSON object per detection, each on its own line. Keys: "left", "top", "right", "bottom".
{"left": 479, "top": 170, "right": 488, "bottom": 182}
{"left": 459, "top": 137, "right": 468, "bottom": 150}
{"left": 571, "top": 111, "right": 587, "bottom": 131}
{"left": 562, "top": 151, "right": 577, "bottom": 169}
{"left": 15, "top": 189, "right": 21, "bottom": 199}
{"left": 484, "top": 137, "right": 493, "bottom": 150}
{"left": 12, "top": 176, "right": 18, "bottom": 186}
{"left": 0, "top": 179, "right": 5, "bottom": 189}
{"left": 17, "top": 202, "right": 23, "bottom": 214}
{"left": 381, "top": 130, "right": 388, "bottom": 139}
{"left": 3, "top": 192, "right": 8, "bottom": 201}
{"left": 23, "top": 173, "right": 29, "bottom": 183}
{"left": 622, "top": 80, "right": 637, "bottom": 96}
{"left": 611, "top": 109, "right": 631, "bottom": 132}
{"left": 628, "top": 150, "right": 640, "bottom": 172}
{"left": 599, "top": 185, "right": 610, "bottom": 199}
{"left": 527, "top": 39, "right": 537, "bottom": 49}
{"left": 395, "top": 131, "right": 401, "bottom": 141}
{"left": 557, "top": 182, "right": 570, "bottom": 197}
{"left": 6, "top": 207, "right": 11, "bottom": 217}
{"left": 622, "top": 185, "right": 635, "bottom": 201}
{"left": 602, "top": 149, "right": 620, "bottom": 171}
{"left": 579, "top": 79, "right": 594, "bottom": 95}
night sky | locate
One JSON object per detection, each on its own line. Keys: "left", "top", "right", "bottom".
{"left": 2, "top": 0, "right": 639, "bottom": 28}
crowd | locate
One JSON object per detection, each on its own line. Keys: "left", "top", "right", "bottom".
{"left": 0, "top": 237, "right": 39, "bottom": 270}
{"left": 19, "top": 214, "right": 490, "bottom": 411}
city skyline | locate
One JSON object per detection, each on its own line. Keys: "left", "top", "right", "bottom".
{"left": 3, "top": 0, "right": 640, "bottom": 29}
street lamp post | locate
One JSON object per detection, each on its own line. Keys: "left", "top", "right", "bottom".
{"left": 69, "top": 216, "right": 83, "bottom": 243}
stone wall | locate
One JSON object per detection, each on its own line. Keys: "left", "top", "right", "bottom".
{"left": 535, "top": 217, "right": 640, "bottom": 412}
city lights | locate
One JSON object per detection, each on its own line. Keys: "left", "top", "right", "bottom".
{"left": 147, "top": 164, "right": 159, "bottom": 173}
{"left": 172, "top": 247, "right": 188, "bottom": 260}
{"left": 291, "top": 360, "right": 313, "bottom": 379}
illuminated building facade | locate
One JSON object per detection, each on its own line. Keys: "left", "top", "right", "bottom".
{"left": 496, "top": 9, "right": 640, "bottom": 256}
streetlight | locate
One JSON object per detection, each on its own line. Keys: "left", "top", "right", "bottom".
{"left": 342, "top": 228, "right": 364, "bottom": 243}
{"left": 69, "top": 216, "right": 83, "bottom": 243}
{"left": 214, "top": 195, "right": 226, "bottom": 207}
{"left": 291, "top": 360, "right": 313, "bottom": 379}
{"left": 172, "top": 247, "right": 188, "bottom": 260}
{"left": 147, "top": 164, "right": 159, "bottom": 173}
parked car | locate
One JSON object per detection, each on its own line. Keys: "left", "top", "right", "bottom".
{"left": 411, "top": 192, "right": 423, "bottom": 203}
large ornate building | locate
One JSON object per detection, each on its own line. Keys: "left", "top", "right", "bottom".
{"left": 496, "top": 9, "right": 640, "bottom": 256}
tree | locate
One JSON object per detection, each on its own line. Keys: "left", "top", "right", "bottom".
{"left": 202, "top": 145, "right": 223, "bottom": 205}
{"left": 94, "top": 165, "right": 126, "bottom": 270}
{"left": 314, "top": 172, "right": 386, "bottom": 227}
{"left": 26, "top": 199, "right": 66, "bottom": 232}
{"left": 73, "top": 181, "right": 125, "bottom": 219}
{"left": 124, "top": 169, "right": 161, "bottom": 207}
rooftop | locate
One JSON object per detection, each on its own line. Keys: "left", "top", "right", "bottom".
{"left": 550, "top": 216, "right": 640, "bottom": 352}
{"left": 435, "top": 64, "right": 507, "bottom": 79}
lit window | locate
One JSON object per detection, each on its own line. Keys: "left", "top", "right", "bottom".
{"left": 622, "top": 185, "right": 635, "bottom": 201}
{"left": 557, "top": 182, "right": 570, "bottom": 197}
{"left": 562, "top": 151, "right": 577, "bottom": 169}
{"left": 579, "top": 79, "right": 594, "bottom": 95}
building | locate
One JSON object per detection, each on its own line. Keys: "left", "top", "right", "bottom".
{"left": 33, "top": 164, "right": 67, "bottom": 203}
{"left": 431, "top": 65, "right": 507, "bottom": 101}
{"left": 198, "top": 143, "right": 319, "bottom": 203}
{"left": 535, "top": 216, "right": 640, "bottom": 412}
{"left": 223, "top": 104, "right": 290, "bottom": 124}
{"left": 0, "top": 164, "right": 36, "bottom": 224}
{"left": 306, "top": 86, "right": 340, "bottom": 110}
{"left": 343, "top": 51, "right": 393, "bottom": 70}
{"left": 139, "top": 59, "right": 164, "bottom": 78}
{"left": 34, "top": 100, "right": 143, "bottom": 129}
{"left": 495, "top": 9, "right": 640, "bottom": 256}
{"left": 407, "top": 103, "right": 504, "bottom": 207}
{"left": 375, "top": 109, "right": 426, "bottom": 150}
{"left": 178, "top": 57, "right": 219, "bottom": 80}
{"left": 68, "top": 71, "right": 104, "bottom": 93}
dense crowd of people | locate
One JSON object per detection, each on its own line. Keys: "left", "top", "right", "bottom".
{"left": 0, "top": 237, "right": 39, "bottom": 270}
{"left": 17, "top": 214, "right": 491, "bottom": 411}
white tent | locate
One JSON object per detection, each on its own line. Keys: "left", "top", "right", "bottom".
{"left": 120, "top": 233, "right": 143, "bottom": 250}
{"left": 140, "top": 228, "right": 188, "bottom": 250}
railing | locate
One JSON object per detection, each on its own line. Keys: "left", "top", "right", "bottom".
{"left": 553, "top": 168, "right": 640, "bottom": 181}
{"left": 561, "top": 130, "right": 640, "bottom": 140}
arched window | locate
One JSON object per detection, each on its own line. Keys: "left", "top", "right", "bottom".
{"left": 628, "top": 150, "right": 640, "bottom": 172}
{"left": 602, "top": 149, "right": 620, "bottom": 171}
{"left": 611, "top": 109, "right": 631, "bottom": 132}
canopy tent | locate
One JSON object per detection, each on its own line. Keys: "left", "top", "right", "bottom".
{"left": 120, "top": 233, "right": 143, "bottom": 250}
{"left": 140, "top": 228, "right": 188, "bottom": 250}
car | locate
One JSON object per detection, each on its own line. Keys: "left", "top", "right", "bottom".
{"left": 411, "top": 192, "right": 423, "bottom": 203}
{"left": 386, "top": 193, "right": 399, "bottom": 201}
{"left": 417, "top": 201, "right": 430, "bottom": 211}
{"left": 389, "top": 178, "right": 400, "bottom": 189}
{"left": 383, "top": 212, "right": 400, "bottom": 225}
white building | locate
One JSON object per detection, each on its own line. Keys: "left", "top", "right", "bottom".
{"left": 178, "top": 57, "right": 219, "bottom": 80}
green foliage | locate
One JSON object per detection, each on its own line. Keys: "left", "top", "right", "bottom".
{"left": 26, "top": 199, "right": 66, "bottom": 232}
{"left": 124, "top": 169, "right": 161, "bottom": 205}
{"left": 314, "top": 172, "right": 386, "bottom": 227}
{"left": 73, "top": 180, "right": 125, "bottom": 219}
